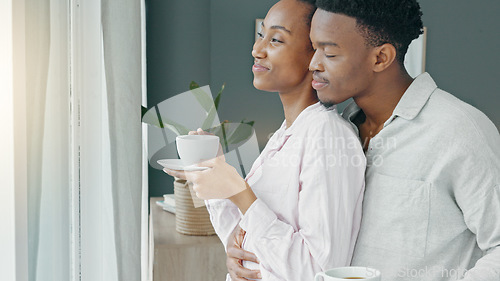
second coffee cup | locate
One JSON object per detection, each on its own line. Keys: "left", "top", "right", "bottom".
{"left": 315, "top": 266, "right": 381, "bottom": 281}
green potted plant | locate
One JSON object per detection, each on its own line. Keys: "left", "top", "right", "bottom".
{"left": 142, "top": 82, "right": 255, "bottom": 235}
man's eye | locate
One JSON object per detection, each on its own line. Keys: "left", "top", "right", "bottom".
{"left": 326, "top": 55, "right": 336, "bottom": 58}
{"left": 257, "top": 32, "right": 264, "bottom": 38}
{"left": 271, "top": 38, "right": 284, "bottom": 43}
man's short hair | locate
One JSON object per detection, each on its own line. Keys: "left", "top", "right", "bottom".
{"left": 316, "top": 0, "right": 424, "bottom": 65}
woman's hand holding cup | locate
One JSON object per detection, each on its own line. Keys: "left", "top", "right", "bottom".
{"left": 164, "top": 128, "right": 248, "bottom": 200}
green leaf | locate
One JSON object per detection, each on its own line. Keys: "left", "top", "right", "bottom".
{"left": 141, "top": 107, "right": 163, "bottom": 128}
{"left": 220, "top": 121, "right": 230, "bottom": 153}
{"left": 189, "top": 81, "right": 213, "bottom": 113}
{"left": 226, "top": 121, "right": 254, "bottom": 145}
{"left": 243, "top": 120, "right": 254, "bottom": 127}
{"left": 201, "top": 105, "right": 217, "bottom": 130}
{"left": 142, "top": 105, "right": 190, "bottom": 134}
{"left": 205, "top": 122, "right": 229, "bottom": 152}
{"left": 189, "top": 81, "right": 200, "bottom": 90}
{"left": 203, "top": 82, "right": 225, "bottom": 129}
{"left": 206, "top": 123, "right": 224, "bottom": 140}
{"left": 161, "top": 117, "right": 190, "bottom": 136}
{"left": 204, "top": 120, "right": 254, "bottom": 153}
{"left": 214, "top": 83, "right": 225, "bottom": 110}
{"left": 141, "top": 106, "right": 149, "bottom": 119}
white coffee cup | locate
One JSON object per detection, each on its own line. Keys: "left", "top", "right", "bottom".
{"left": 175, "top": 135, "right": 219, "bottom": 166}
{"left": 315, "top": 266, "right": 381, "bottom": 281}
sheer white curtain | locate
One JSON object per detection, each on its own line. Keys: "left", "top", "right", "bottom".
{"left": 101, "top": 0, "right": 144, "bottom": 280}
{"left": 25, "top": 0, "right": 70, "bottom": 280}
{"left": 1, "top": 0, "right": 29, "bottom": 280}
{"left": 23, "top": 0, "right": 145, "bottom": 280}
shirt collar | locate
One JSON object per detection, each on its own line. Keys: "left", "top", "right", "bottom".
{"left": 282, "top": 102, "right": 329, "bottom": 136}
{"left": 342, "top": 72, "right": 438, "bottom": 126}
{"left": 392, "top": 72, "right": 437, "bottom": 121}
{"left": 265, "top": 102, "right": 327, "bottom": 155}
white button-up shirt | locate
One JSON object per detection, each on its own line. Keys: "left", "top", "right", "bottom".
{"left": 206, "top": 102, "right": 366, "bottom": 281}
{"left": 345, "top": 73, "right": 500, "bottom": 280}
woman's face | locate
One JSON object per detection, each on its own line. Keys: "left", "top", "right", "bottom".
{"left": 252, "top": 0, "right": 314, "bottom": 93}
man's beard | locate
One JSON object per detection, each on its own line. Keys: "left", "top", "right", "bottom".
{"left": 320, "top": 100, "right": 336, "bottom": 109}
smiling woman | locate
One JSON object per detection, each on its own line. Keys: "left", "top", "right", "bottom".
{"left": 163, "top": 1, "right": 366, "bottom": 281}
{"left": 251, "top": 0, "right": 314, "bottom": 94}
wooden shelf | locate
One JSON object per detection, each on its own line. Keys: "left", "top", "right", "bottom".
{"left": 150, "top": 197, "right": 227, "bottom": 281}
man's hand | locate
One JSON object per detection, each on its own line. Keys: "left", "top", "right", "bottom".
{"left": 227, "top": 226, "right": 262, "bottom": 280}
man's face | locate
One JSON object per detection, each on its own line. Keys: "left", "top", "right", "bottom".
{"left": 309, "top": 10, "right": 375, "bottom": 105}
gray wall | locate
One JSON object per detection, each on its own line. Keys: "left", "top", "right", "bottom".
{"left": 210, "top": 0, "right": 277, "bottom": 150}
{"left": 146, "top": 0, "right": 500, "bottom": 197}
{"left": 419, "top": 0, "right": 500, "bottom": 128}
{"left": 146, "top": 0, "right": 275, "bottom": 196}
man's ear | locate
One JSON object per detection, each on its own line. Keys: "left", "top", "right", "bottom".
{"left": 372, "top": 43, "right": 397, "bottom": 73}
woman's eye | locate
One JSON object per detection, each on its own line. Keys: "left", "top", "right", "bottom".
{"left": 257, "top": 32, "right": 264, "bottom": 38}
{"left": 271, "top": 38, "right": 284, "bottom": 43}
{"left": 326, "top": 55, "right": 336, "bottom": 58}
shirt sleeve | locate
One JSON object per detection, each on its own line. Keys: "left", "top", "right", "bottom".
{"left": 205, "top": 199, "right": 241, "bottom": 251}
{"left": 453, "top": 114, "right": 500, "bottom": 280}
{"left": 239, "top": 117, "right": 366, "bottom": 280}
{"left": 461, "top": 185, "right": 500, "bottom": 280}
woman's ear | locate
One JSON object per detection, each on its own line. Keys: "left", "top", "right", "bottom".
{"left": 372, "top": 43, "right": 397, "bottom": 73}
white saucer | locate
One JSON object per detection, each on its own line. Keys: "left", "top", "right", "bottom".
{"left": 157, "top": 159, "right": 209, "bottom": 171}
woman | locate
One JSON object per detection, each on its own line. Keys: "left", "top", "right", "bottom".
{"left": 164, "top": 0, "right": 366, "bottom": 280}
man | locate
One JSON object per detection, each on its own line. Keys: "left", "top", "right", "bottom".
{"left": 227, "top": 0, "right": 500, "bottom": 280}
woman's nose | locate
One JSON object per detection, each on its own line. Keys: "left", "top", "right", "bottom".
{"left": 252, "top": 40, "right": 266, "bottom": 59}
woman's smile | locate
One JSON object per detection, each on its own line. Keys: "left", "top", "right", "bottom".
{"left": 252, "top": 62, "right": 270, "bottom": 72}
